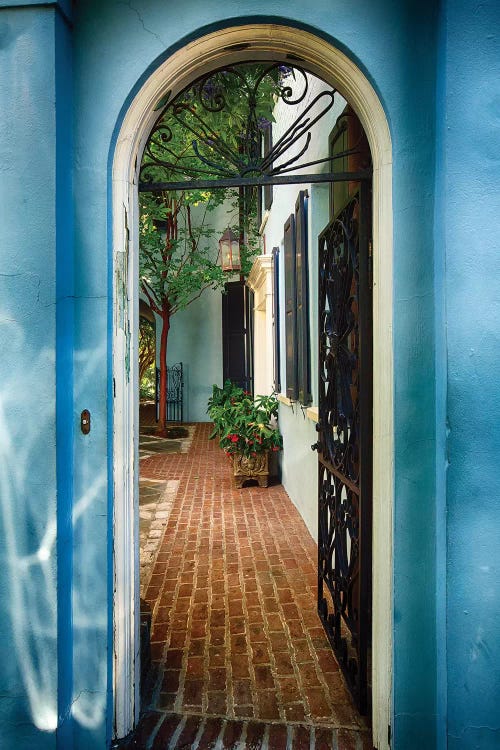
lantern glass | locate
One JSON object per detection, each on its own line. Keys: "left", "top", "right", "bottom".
{"left": 219, "top": 228, "right": 241, "bottom": 272}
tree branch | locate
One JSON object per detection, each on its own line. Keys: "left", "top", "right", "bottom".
{"left": 141, "top": 280, "right": 162, "bottom": 315}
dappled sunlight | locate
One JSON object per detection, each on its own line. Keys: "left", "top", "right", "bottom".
{"left": 0, "top": 318, "right": 108, "bottom": 732}
{"left": 0, "top": 319, "right": 58, "bottom": 732}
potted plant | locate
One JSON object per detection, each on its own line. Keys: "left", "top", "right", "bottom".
{"left": 207, "top": 383, "right": 282, "bottom": 488}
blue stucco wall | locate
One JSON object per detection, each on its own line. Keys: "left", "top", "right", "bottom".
{"left": 441, "top": 2, "right": 500, "bottom": 748}
{"left": 6, "top": 0, "right": 492, "bottom": 747}
{"left": 0, "top": 6, "right": 61, "bottom": 748}
{"left": 160, "top": 288, "right": 223, "bottom": 423}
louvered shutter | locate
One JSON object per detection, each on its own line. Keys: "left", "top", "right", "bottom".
{"left": 284, "top": 214, "right": 297, "bottom": 400}
{"left": 295, "top": 190, "right": 311, "bottom": 404}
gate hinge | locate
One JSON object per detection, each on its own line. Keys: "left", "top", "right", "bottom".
{"left": 113, "top": 378, "right": 116, "bottom": 398}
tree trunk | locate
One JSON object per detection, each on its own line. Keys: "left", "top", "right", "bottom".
{"left": 157, "top": 307, "right": 170, "bottom": 435}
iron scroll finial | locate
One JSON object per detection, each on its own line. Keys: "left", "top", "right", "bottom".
{"left": 139, "top": 62, "right": 366, "bottom": 189}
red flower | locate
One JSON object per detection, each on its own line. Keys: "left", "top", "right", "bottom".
{"left": 228, "top": 434, "right": 239, "bottom": 443}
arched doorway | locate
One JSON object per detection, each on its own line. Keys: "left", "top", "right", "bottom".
{"left": 112, "top": 24, "right": 393, "bottom": 749}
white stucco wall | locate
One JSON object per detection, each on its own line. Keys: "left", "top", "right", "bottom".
{"left": 260, "top": 73, "right": 345, "bottom": 539}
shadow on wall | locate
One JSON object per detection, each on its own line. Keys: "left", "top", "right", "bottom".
{"left": 0, "top": 316, "right": 107, "bottom": 735}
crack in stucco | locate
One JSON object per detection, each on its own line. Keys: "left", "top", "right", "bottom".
{"left": 56, "top": 688, "right": 103, "bottom": 725}
{"left": 448, "top": 725, "right": 500, "bottom": 740}
{"left": 118, "top": 2, "right": 166, "bottom": 48}
{"left": 397, "top": 291, "right": 433, "bottom": 302}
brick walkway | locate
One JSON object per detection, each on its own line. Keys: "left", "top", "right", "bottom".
{"left": 136, "top": 423, "right": 371, "bottom": 749}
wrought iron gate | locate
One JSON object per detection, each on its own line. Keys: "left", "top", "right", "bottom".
{"left": 315, "top": 183, "right": 372, "bottom": 715}
{"left": 155, "top": 363, "right": 184, "bottom": 422}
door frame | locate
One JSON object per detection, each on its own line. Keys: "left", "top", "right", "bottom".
{"left": 112, "top": 23, "right": 393, "bottom": 748}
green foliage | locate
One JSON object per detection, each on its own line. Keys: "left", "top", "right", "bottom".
{"left": 140, "top": 190, "right": 260, "bottom": 314}
{"left": 207, "top": 379, "right": 246, "bottom": 434}
{"left": 143, "top": 63, "right": 283, "bottom": 184}
{"left": 139, "top": 64, "right": 279, "bottom": 318}
{"left": 140, "top": 362, "right": 156, "bottom": 401}
{"left": 207, "top": 382, "right": 282, "bottom": 458}
{"left": 140, "top": 190, "right": 229, "bottom": 316}
{"left": 139, "top": 316, "right": 156, "bottom": 381}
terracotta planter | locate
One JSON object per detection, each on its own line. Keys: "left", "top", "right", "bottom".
{"left": 233, "top": 451, "right": 269, "bottom": 488}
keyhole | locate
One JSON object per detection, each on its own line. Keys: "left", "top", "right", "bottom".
{"left": 81, "top": 409, "right": 91, "bottom": 435}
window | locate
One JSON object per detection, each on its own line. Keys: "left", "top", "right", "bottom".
{"left": 329, "top": 106, "right": 371, "bottom": 219}
{"left": 283, "top": 190, "right": 310, "bottom": 404}
{"left": 329, "top": 113, "right": 349, "bottom": 218}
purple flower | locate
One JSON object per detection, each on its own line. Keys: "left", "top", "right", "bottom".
{"left": 202, "top": 81, "right": 216, "bottom": 97}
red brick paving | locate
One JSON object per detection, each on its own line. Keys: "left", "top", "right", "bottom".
{"left": 136, "top": 423, "right": 371, "bottom": 748}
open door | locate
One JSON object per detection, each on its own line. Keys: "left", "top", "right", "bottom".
{"left": 222, "top": 280, "right": 254, "bottom": 393}
{"left": 316, "top": 181, "right": 373, "bottom": 715}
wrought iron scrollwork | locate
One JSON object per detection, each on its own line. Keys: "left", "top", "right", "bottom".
{"left": 319, "top": 195, "right": 360, "bottom": 483}
{"left": 140, "top": 62, "right": 364, "bottom": 187}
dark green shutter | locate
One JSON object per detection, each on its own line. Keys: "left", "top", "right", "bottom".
{"left": 284, "top": 214, "right": 297, "bottom": 400}
{"left": 295, "top": 190, "right": 311, "bottom": 405}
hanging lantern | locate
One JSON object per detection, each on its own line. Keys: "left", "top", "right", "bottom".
{"left": 219, "top": 228, "right": 241, "bottom": 272}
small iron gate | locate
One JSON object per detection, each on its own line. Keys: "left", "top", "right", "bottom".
{"left": 155, "top": 363, "right": 184, "bottom": 422}
{"left": 315, "top": 183, "right": 372, "bottom": 715}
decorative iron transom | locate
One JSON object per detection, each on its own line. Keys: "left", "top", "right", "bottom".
{"left": 140, "top": 62, "right": 351, "bottom": 188}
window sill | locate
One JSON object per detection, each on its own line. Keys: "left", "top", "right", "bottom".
{"left": 277, "top": 394, "right": 319, "bottom": 423}
{"left": 306, "top": 406, "right": 319, "bottom": 423}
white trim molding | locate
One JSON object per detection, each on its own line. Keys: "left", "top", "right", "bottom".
{"left": 246, "top": 254, "right": 273, "bottom": 304}
{"left": 112, "top": 24, "right": 393, "bottom": 748}
{"left": 247, "top": 255, "right": 274, "bottom": 395}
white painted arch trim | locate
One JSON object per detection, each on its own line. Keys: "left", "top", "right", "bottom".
{"left": 112, "top": 24, "right": 393, "bottom": 747}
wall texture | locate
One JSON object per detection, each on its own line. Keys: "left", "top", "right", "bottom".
{"left": 441, "top": 2, "right": 500, "bottom": 748}
{"left": 0, "top": 6, "right": 67, "bottom": 748}
{"left": 163, "top": 288, "right": 223, "bottom": 423}
{"left": 6, "top": 0, "right": 494, "bottom": 748}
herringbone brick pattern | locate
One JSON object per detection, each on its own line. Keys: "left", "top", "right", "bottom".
{"left": 136, "top": 423, "right": 371, "bottom": 749}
